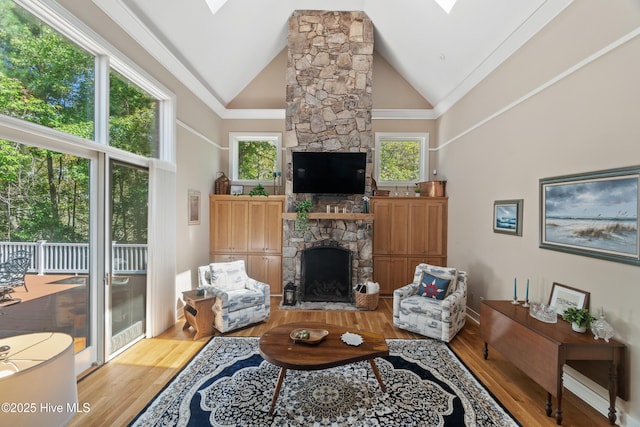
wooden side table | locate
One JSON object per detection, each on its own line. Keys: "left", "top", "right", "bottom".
{"left": 182, "top": 290, "right": 216, "bottom": 340}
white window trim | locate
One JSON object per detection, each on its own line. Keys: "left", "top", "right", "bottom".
{"left": 374, "top": 132, "right": 429, "bottom": 187}
{"left": 229, "top": 132, "right": 282, "bottom": 185}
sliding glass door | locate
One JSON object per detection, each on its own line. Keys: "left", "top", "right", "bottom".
{"left": 106, "top": 160, "right": 148, "bottom": 357}
{"left": 0, "top": 139, "right": 96, "bottom": 372}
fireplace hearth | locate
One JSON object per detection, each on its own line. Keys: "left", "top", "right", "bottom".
{"left": 300, "top": 242, "right": 352, "bottom": 303}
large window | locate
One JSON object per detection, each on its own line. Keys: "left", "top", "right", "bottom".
{"left": 0, "top": 0, "right": 174, "bottom": 370}
{"left": 0, "top": 0, "right": 95, "bottom": 139}
{"left": 375, "top": 133, "right": 428, "bottom": 187}
{"left": 0, "top": 0, "right": 165, "bottom": 159}
{"left": 229, "top": 132, "right": 282, "bottom": 184}
{"left": 109, "top": 70, "right": 159, "bottom": 157}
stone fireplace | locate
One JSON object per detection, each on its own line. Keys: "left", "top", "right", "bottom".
{"left": 282, "top": 10, "right": 375, "bottom": 300}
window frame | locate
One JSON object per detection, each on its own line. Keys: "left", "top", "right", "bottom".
{"left": 374, "top": 132, "right": 429, "bottom": 187}
{"left": 229, "top": 132, "right": 282, "bottom": 185}
{"left": 13, "top": 0, "right": 176, "bottom": 163}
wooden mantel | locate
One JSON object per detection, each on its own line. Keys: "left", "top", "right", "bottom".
{"left": 281, "top": 213, "right": 374, "bottom": 221}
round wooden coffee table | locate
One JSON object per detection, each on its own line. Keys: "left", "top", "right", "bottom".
{"left": 259, "top": 322, "right": 389, "bottom": 416}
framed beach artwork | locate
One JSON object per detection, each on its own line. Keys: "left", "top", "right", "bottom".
{"left": 540, "top": 166, "right": 640, "bottom": 266}
{"left": 493, "top": 199, "right": 523, "bottom": 236}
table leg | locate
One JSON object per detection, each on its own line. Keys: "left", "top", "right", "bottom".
{"left": 608, "top": 358, "right": 619, "bottom": 425}
{"left": 369, "top": 359, "right": 386, "bottom": 393}
{"left": 545, "top": 393, "right": 552, "bottom": 417}
{"left": 268, "top": 367, "right": 287, "bottom": 416}
{"left": 555, "top": 393, "right": 563, "bottom": 425}
{"left": 483, "top": 342, "right": 488, "bottom": 360}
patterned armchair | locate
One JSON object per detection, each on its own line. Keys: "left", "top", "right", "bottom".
{"left": 393, "top": 264, "right": 467, "bottom": 342}
{"left": 197, "top": 260, "right": 270, "bottom": 333}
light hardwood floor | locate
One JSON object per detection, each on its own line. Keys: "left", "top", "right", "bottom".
{"left": 68, "top": 297, "right": 612, "bottom": 426}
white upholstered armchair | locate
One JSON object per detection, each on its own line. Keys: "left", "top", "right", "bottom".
{"left": 393, "top": 264, "right": 467, "bottom": 342}
{"left": 197, "top": 260, "right": 270, "bottom": 333}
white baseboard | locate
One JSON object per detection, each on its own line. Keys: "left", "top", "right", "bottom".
{"left": 563, "top": 367, "right": 638, "bottom": 427}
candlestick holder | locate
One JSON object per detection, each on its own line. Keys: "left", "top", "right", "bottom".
{"left": 522, "top": 299, "right": 530, "bottom": 308}
{"left": 511, "top": 297, "right": 520, "bottom": 305}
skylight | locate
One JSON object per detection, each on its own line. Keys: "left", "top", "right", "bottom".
{"left": 435, "top": 0, "right": 457, "bottom": 14}
{"left": 205, "top": 0, "right": 228, "bottom": 15}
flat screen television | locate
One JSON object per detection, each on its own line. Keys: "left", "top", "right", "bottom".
{"left": 292, "top": 152, "right": 366, "bottom": 194}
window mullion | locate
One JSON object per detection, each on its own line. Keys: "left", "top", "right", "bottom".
{"left": 95, "top": 55, "right": 110, "bottom": 145}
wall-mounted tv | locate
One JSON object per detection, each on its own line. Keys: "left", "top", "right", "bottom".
{"left": 293, "top": 152, "right": 366, "bottom": 194}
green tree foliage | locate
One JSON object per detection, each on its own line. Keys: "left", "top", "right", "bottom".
{"left": 238, "top": 140, "right": 277, "bottom": 180}
{"left": 109, "top": 71, "right": 158, "bottom": 157}
{"left": 0, "top": 0, "right": 154, "bottom": 244}
{"left": 379, "top": 140, "right": 420, "bottom": 182}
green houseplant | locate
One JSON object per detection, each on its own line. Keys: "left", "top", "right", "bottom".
{"left": 562, "top": 307, "right": 595, "bottom": 333}
{"left": 295, "top": 200, "right": 312, "bottom": 233}
{"left": 248, "top": 184, "right": 268, "bottom": 197}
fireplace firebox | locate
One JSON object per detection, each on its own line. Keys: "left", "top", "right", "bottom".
{"left": 300, "top": 243, "right": 352, "bottom": 303}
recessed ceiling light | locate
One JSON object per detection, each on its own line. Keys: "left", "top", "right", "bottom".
{"left": 435, "top": 0, "right": 457, "bottom": 14}
{"left": 205, "top": 0, "right": 228, "bottom": 15}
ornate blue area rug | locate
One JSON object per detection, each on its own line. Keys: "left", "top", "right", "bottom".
{"left": 130, "top": 337, "right": 521, "bottom": 427}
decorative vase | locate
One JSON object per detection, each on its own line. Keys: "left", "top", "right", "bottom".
{"left": 572, "top": 322, "right": 587, "bottom": 333}
{"left": 591, "top": 308, "right": 615, "bottom": 342}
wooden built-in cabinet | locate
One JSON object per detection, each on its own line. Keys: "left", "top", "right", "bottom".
{"left": 210, "top": 195, "right": 285, "bottom": 294}
{"left": 371, "top": 197, "right": 447, "bottom": 295}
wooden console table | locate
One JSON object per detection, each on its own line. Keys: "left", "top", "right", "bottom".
{"left": 480, "top": 300, "right": 626, "bottom": 425}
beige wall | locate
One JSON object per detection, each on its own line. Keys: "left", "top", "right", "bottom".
{"left": 228, "top": 50, "right": 433, "bottom": 109}
{"left": 437, "top": 1, "right": 640, "bottom": 422}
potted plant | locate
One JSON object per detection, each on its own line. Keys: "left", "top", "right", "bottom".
{"left": 562, "top": 307, "right": 595, "bottom": 333}
{"left": 248, "top": 183, "right": 268, "bottom": 197}
{"left": 295, "top": 200, "right": 312, "bottom": 232}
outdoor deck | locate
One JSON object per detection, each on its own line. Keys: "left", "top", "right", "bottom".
{"left": 0, "top": 274, "right": 88, "bottom": 353}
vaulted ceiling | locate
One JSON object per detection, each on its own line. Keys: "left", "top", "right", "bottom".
{"left": 93, "top": 0, "right": 572, "bottom": 119}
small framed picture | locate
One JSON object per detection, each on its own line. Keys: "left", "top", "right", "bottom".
{"left": 548, "top": 282, "right": 590, "bottom": 315}
{"left": 188, "top": 190, "right": 200, "bottom": 225}
{"left": 493, "top": 199, "right": 523, "bottom": 236}
{"left": 230, "top": 185, "right": 244, "bottom": 195}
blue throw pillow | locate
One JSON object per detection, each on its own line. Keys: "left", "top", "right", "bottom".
{"left": 417, "top": 272, "right": 452, "bottom": 300}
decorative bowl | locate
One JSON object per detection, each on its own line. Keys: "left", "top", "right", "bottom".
{"left": 529, "top": 302, "right": 558, "bottom": 323}
{"left": 290, "top": 328, "right": 329, "bottom": 344}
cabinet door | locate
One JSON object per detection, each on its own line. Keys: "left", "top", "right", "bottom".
{"left": 248, "top": 255, "right": 282, "bottom": 294}
{"left": 372, "top": 199, "right": 392, "bottom": 254}
{"left": 373, "top": 256, "right": 408, "bottom": 295}
{"left": 424, "top": 200, "right": 447, "bottom": 257}
{"left": 406, "top": 199, "right": 447, "bottom": 256}
{"left": 211, "top": 200, "right": 248, "bottom": 253}
{"left": 372, "top": 199, "right": 408, "bottom": 254}
{"left": 248, "top": 200, "right": 283, "bottom": 253}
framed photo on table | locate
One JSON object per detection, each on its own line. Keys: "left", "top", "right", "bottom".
{"left": 548, "top": 282, "right": 590, "bottom": 315}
